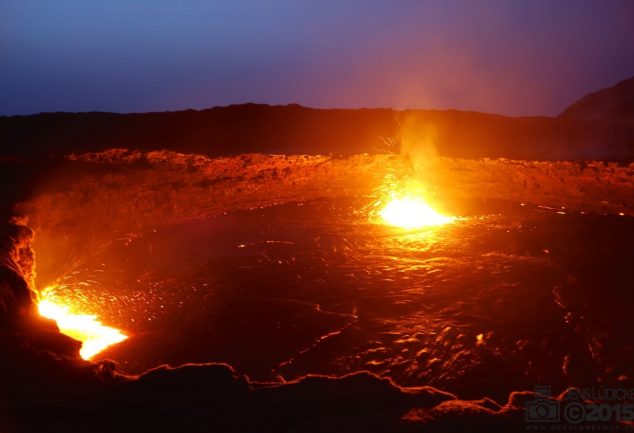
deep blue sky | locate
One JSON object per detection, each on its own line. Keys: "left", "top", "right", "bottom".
{"left": 1, "top": 0, "right": 633, "bottom": 116}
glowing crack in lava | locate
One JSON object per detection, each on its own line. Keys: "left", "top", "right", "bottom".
{"left": 380, "top": 197, "right": 454, "bottom": 229}
{"left": 38, "top": 287, "right": 128, "bottom": 360}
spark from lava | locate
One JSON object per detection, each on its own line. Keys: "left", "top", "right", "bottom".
{"left": 38, "top": 287, "right": 128, "bottom": 360}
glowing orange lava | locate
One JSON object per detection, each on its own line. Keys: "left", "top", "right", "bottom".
{"left": 380, "top": 196, "right": 454, "bottom": 229}
{"left": 38, "top": 287, "right": 128, "bottom": 360}
{"left": 372, "top": 175, "right": 455, "bottom": 229}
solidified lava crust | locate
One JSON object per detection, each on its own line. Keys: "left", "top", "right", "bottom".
{"left": 1, "top": 150, "right": 634, "bottom": 432}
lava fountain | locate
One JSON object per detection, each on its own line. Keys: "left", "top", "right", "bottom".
{"left": 37, "top": 287, "right": 128, "bottom": 360}
{"left": 380, "top": 197, "right": 454, "bottom": 229}
{"left": 372, "top": 175, "right": 455, "bottom": 229}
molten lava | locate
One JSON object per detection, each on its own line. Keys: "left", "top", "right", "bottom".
{"left": 372, "top": 175, "right": 455, "bottom": 229}
{"left": 38, "top": 287, "right": 128, "bottom": 360}
{"left": 380, "top": 197, "right": 454, "bottom": 229}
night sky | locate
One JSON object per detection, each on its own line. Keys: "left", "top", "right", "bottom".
{"left": 1, "top": 0, "right": 633, "bottom": 116}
